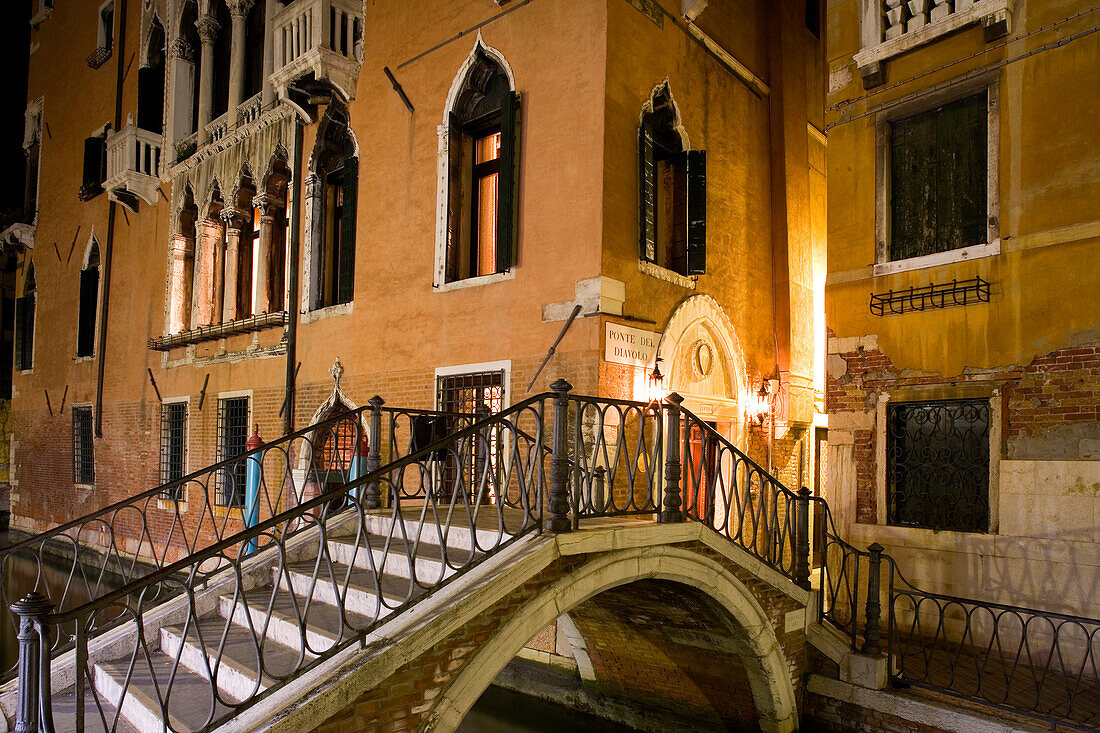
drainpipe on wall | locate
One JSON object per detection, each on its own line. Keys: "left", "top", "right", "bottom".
{"left": 283, "top": 121, "right": 303, "bottom": 435}
{"left": 95, "top": 0, "right": 127, "bottom": 438}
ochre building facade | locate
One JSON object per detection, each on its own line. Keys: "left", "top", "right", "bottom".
{"left": 825, "top": 0, "right": 1100, "bottom": 618}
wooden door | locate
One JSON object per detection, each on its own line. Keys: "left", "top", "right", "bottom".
{"left": 682, "top": 421, "right": 717, "bottom": 523}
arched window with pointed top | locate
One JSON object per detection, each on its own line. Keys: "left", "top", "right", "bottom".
{"left": 138, "top": 16, "right": 166, "bottom": 133}
{"left": 77, "top": 239, "right": 101, "bottom": 357}
{"left": 306, "top": 105, "right": 358, "bottom": 310}
{"left": 639, "top": 83, "right": 706, "bottom": 277}
{"left": 436, "top": 44, "right": 520, "bottom": 286}
{"left": 15, "top": 262, "right": 35, "bottom": 371}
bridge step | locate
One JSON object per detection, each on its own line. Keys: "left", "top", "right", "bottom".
{"left": 359, "top": 507, "right": 516, "bottom": 552}
{"left": 93, "top": 651, "right": 237, "bottom": 733}
{"left": 324, "top": 533, "right": 460, "bottom": 584}
{"left": 159, "top": 618, "right": 290, "bottom": 700}
{"left": 278, "top": 561, "right": 419, "bottom": 616}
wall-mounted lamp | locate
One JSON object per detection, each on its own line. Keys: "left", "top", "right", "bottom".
{"left": 646, "top": 357, "right": 667, "bottom": 403}
{"left": 751, "top": 380, "right": 773, "bottom": 425}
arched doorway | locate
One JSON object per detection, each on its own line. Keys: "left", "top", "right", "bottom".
{"left": 657, "top": 295, "right": 748, "bottom": 523}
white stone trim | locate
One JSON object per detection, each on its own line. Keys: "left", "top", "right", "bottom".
{"left": 854, "top": 0, "right": 1014, "bottom": 78}
{"left": 299, "top": 301, "right": 352, "bottom": 324}
{"left": 431, "top": 543, "right": 800, "bottom": 733}
{"left": 657, "top": 294, "right": 748, "bottom": 416}
{"left": 874, "top": 81, "right": 1000, "bottom": 272}
{"left": 638, "top": 259, "right": 696, "bottom": 289}
{"left": 432, "top": 35, "right": 516, "bottom": 290}
{"left": 434, "top": 360, "right": 511, "bottom": 411}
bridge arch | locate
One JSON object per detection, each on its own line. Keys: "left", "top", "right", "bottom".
{"left": 431, "top": 544, "right": 799, "bottom": 733}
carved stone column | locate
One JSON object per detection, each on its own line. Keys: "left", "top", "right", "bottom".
{"left": 169, "top": 233, "right": 196, "bottom": 333}
{"left": 198, "top": 218, "right": 223, "bottom": 326}
{"left": 196, "top": 16, "right": 219, "bottom": 143}
{"left": 252, "top": 193, "right": 283, "bottom": 314}
{"left": 221, "top": 207, "right": 247, "bottom": 323}
{"left": 167, "top": 38, "right": 196, "bottom": 148}
{"left": 261, "top": 0, "right": 275, "bottom": 106}
{"left": 227, "top": 0, "right": 254, "bottom": 120}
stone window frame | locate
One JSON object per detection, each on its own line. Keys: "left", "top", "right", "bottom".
{"left": 71, "top": 403, "right": 96, "bottom": 487}
{"left": 873, "top": 77, "right": 1000, "bottom": 277}
{"left": 96, "top": 0, "right": 115, "bottom": 53}
{"left": 214, "top": 389, "right": 252, "bottom": 518}
{"left": 874, "top": 383, "right": 1002, "bottom": 536}
{"left": 157, "top": 396, "right": 191, "bottom": 512}
{"left": 431, "top": 36, "right": 518, "bottom": 293}
{"left": 75, "top": 235, "right": 103, "bottom": 362}
{"left": 24, "top": 97, "right": 44, "bottom": 225}
{"left": 433, "top": 360, "right": 511, "bottom": 414}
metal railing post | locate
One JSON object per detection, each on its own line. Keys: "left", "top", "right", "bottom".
{"left": 862, "top": 542, "right": 884, "bottom": 655}
{"left": 546, "top": 379, "right": 572, "bottom": 532}
{"left": 365, "top": 395, "right": 384, "bottom": 509}
{"left": 661, "top": 392, "right": 684, "bottom": 523}
{"left": 594, "top": 466, "right": 606, "bottom": 514}
{"left": 794, "top": 487, "right": 811, "bottom": 589}
{"left": 475, "top": 403, "right": 491, "bottom": 505}
{"left": 11, "top": 592, "right": 54, "bottom": 733}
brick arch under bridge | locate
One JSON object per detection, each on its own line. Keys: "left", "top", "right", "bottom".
{"left": 255, "top": 524, "right": 809, "bottom": 733}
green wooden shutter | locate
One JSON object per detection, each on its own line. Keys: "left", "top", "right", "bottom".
{"left": 685, "top": 150, "right": 706, "bottom": 275}
{"left": 338, "top": 157, "right": 357, "bottom": 304}
{"left": 496, "top": 91, "right": 520, "bottom": 273}
{"left": 77, "top": 268, "right": 99, "bottom": 356}
{"left": 639, "top": 117, "right": 657, "bottom": 262}
{"left": 890, "top": 112, "right": 937, "bottom": 261}
{"left": 445, "top": 114, "right": 463, "bottom": 282}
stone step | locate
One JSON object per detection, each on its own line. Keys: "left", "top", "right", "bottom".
{"left": 159, "top": 613, "right": 306, "bottom": 702}
{"left": 218, "top": 590, "right": 339, "bottom": 657}
{"left": 357, "top": 507, "right": 518, "bottom": 555}
{"left": 50, "top": 685, "right": 141, "bottom": 733}
{"left": 324, "top": 533, "right": 461, "bottom": 584}
{"left": 93, "top": 651, "right": 236, "bottom": 733}
{"left": 277, "top": 561, "right": 418, "bottom": 619}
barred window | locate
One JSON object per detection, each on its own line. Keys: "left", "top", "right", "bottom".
{"left": 436, "top": 370, "right": 504, "bottom": 503}
{"left": 217, "top": 397, "right": 249, "bottom": 508}
{"left": 886, "top": 398, "right": 989, "bottom": 533}
{"left": 72, "top": 406, "right": 94, "bottom": 484}
{"left": 160, "top": 402, "right": 187, "bottom": 499}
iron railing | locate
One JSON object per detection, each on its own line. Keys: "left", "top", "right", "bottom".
{"left": 4, "top": 384, "right": 1099, "bottom": 732}
{"left": 0, "top": 400, "right": 471, "bottom": 682}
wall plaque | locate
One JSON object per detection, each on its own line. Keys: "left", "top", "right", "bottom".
{"left": 604, "top": 322, "right": 659, "bottom": 368}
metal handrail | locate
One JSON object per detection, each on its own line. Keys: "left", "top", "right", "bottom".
{"left": 6, "top": 388, "right": 1100, "bottom": 732}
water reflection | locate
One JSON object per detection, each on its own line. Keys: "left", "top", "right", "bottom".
{"left": 458, "top": 686, "right": 637, "bottom": 733}
{"left": 0, "top": 532, "right": 125, "bottom": 674}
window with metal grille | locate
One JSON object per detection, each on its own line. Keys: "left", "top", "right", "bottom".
{"left": 890, "top": 92, "right": 987, "bottom": 262}
{"left": 886, "top": 398, "right": 989, "bottom": 533}
{"left": 216, "top": 397, "right": 249, "bottom": 508}
{"left": 160, "top": 402, "right": 187, "bottom": 499}
{"left": 15, "top": 263, "right": 35, "bottom": 372}
{"left": 72, "top": 406, "right": 94, "bottom": 484}
{"left": 436, "top": 370, "right": 505, "bottom": 502}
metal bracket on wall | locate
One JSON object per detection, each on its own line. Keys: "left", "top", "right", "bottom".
{"left": 870, "top": 276, "right": 991, "bottom": 316}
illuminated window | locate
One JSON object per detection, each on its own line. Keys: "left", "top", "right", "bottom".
{"left": 442, "top": 50, "right": 519, "bottom": 284}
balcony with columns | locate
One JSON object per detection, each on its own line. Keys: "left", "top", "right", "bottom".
{"left": 104, "top": 114, "right": 163, "bottom": 210}
{"left": 270, "top": 0, "right": 363, "bottom": 102}
{"left": 853, "top": 0, "right": 1013, "bottom": 87}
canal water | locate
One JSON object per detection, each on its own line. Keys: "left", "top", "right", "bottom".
{"left": 457, "top": 686, "right": 638, "bottom": 732}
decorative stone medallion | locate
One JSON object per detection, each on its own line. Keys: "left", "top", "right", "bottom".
{"left": 691, "top": 339, "right": 713, "bottom": 379}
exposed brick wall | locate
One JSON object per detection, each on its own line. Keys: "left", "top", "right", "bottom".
{"left": 803, "top": 691, "right": 955, "bottom": 733}
{"left": 827, "top": 334, "right": 1100, "bottom": 523}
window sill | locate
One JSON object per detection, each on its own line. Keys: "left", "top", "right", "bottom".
{"left": 214, "top": 506, "right": 244, "bottom": 520}
{"left": 638, "top": 260, "right": 697, "bottom": 289}
{"left": 873, "top": 239, "right": 1000, "bottom": 277}
{"left": 74, "top": 483, "right": 95, "bottom": 490}
{"left": 74, "top": 355, "right": 95, "bottom": 363}
{"left": 301, "top": 301, "right": 353, "bottom": 323}
{"left": 434, "top": 270, "right": 514, "bottom": 292}
{"left": 157, "top": 497, "right": 188, "bottom": 513}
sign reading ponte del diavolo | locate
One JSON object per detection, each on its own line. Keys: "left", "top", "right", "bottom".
{"left": 604, "top": 322, "right": 659, "bottom": 368}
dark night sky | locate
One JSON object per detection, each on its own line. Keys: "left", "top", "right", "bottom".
{"left": 1, "top": 2, "right": 32, "bottom": 219}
